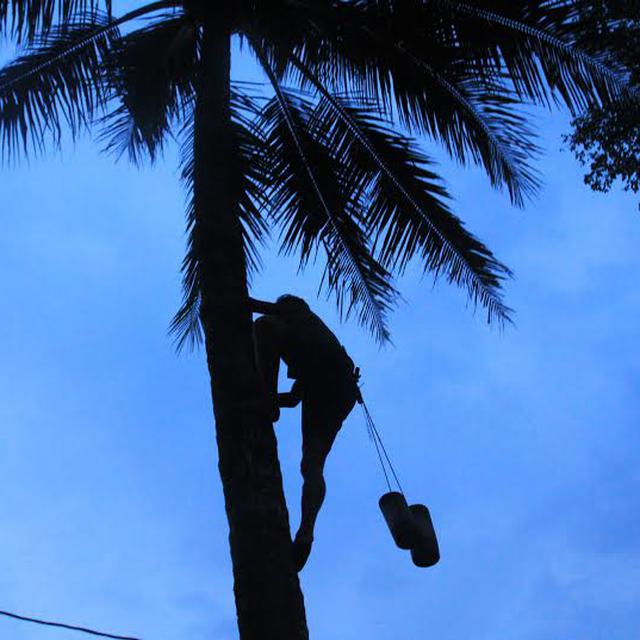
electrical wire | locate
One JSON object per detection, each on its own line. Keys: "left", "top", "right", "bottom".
{"left": 0, "top": 609, "right": 142, "bottom": 640}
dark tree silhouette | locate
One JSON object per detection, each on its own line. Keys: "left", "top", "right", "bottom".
{"left": 0, "top": 2, "right": 624, "bottom": 638}
{"left": 566, "top": 0, "right": 640, "bottom": 199}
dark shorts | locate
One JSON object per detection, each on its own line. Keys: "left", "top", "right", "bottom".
{"left": 300, "top": 377, "right": 359, "bottom": 472}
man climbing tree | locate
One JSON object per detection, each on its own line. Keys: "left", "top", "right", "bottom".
{"left": 251, "top": 295, "right": 361, "bottom": 571}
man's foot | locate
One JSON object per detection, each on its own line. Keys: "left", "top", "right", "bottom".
{"left": 292, "top": 535, "right": 313, "bottom": 572}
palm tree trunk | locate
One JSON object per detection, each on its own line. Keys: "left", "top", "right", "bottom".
{"left": 192, "top": 16, "right": 309, "bottom": 640}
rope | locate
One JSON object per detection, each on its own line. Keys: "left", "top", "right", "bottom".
{"left": 362, "top": 402, "right": 392, "bottom": 492}
{"left": 0, "top": 609, "right": 142, "bottom": 640}
{"left": 360, "top": 397, "right": 405, "bottom": 496}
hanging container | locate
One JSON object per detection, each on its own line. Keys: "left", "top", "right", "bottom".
{"left": 379, "top": 492, "right": 419, "bottom": 550}
{"left": 409, "top": 504, "right": 440, "bottom": 568}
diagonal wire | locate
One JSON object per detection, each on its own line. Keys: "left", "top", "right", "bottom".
{"left": 0, "top": 609, "right": 142, "bottom": 640}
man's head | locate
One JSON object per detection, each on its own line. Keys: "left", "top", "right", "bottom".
{"left": 276, "top": 294, "right": 310, "bottom": 314}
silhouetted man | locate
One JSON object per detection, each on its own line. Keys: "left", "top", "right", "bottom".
{"left": 250, "top": 295, "right": 360, "bottom": 572}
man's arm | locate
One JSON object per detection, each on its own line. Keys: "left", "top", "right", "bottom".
{"left": 278, "top": 380, "right": 302, "bottom": 408}
{"left": 248, "top": 297, "right": 281, "bottom": 315}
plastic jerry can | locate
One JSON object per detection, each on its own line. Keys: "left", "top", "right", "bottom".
{"left": 409, "top": 504, "right": 440, "bottom": 568}
{"left": 378, "top": 491, "right": 419, "bottom": 550}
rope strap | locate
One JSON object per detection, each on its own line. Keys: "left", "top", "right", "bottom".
{"left": 360, "top": 397, "right": 405, "bottom": 496}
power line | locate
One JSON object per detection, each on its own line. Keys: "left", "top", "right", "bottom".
{"left": 0, "top": 609, "right": 142, "bottom": 640}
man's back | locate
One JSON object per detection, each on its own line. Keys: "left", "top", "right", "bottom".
{"left": 275, "top": 300, "right": 354, "bottom": 385}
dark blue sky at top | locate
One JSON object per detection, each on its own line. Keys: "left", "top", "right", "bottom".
{"left": 1, "top": 4, "right": 639, "bottom": 639}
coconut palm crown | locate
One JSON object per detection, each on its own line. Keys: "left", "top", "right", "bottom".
{"left": 0, "top": 1, "right": 621, "bottom": 342}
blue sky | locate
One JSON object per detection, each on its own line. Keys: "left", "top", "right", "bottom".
{"left": 1, "top": 5, "right": 639, "bottom": 640}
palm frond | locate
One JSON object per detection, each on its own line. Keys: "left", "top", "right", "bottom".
{"left": 274, "top": 0, "right": 622, "bottom": 120}
{"left": 0, "top": 3, "right": 177, "bottom": 93}
{"left": 170, "top": 89, "right": 270, "bottom": 352}
{"left": 370, "top": 35, "right": 542, "bottom": 206}
{"left": 0, "top": 1, "right": 178, "bottom": 161}
{"left": 0, "top": 0, "right": 109, "bottom": 42}
{"left": 99, "top": 13, "right": 197, "bottom": 164}
{"left": 287, "top": 38, "right": 541, "bottom": 207}
{"left": 254, "top": 41, "right": 398, "bottom": 342}
{"left": 0, "top": 12, "right": 116, "bottom": 160}
{"left": 439, "top": 0, "right": 622, "bottom": 110}
{"left": 257, "top": 90, "right": 398, "bottom": 343}
{"left": 288, "top": 58, "right": 513, "bottom": 324}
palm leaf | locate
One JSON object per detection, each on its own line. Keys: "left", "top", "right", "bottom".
{"left": 438, "top": 0, "right": 622, "bottom": 110}
{"left": 170, "top": 89, "right": 270, "bottom": 352}
{"left": 287, "top": 59, "right": 513, "bottom": 324}
{"left": 0, "top": 12, "right": 115, "bottom": 159}
{"left": 0, "top": 1, "right": 178, "bottom": 161}
{"left": 270, "top": 0, "right": 621, "bottom": 124}
{"left": 0, "top": 0, "right": 109, "bottom": 42}
{"left": 286, "top": 36, "right": 542, "bottom": 207}
{"left": 256, "top": 89, "right": 398, "bottom": 343}
{"left": 254, "top": 42, "right": 398, "bottom": 342}
{"left": 99, "top": 13, "right": 197, "bottom": 163}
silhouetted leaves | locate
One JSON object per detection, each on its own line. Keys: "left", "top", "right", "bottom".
{"left": 566, "top": 0, "right": 640, "bottom": 200}
{"left": 99, "top": 14, "right": 198, "bottom": 163}
{"left": 255, "top": 86, "right": 397, "bottom": 342}
{"left": 264, "top": 1, "right": 621, "bottom": 175}
{"left": 256, "top": 84, "right": 512, "bottom": 327}
{"left": 0, "top": 13, "right": 115, "bottom": 159}
{"left": 0, "top": 0, "right": 110, "bottom": 42}
{"left": 171, "top": 89, "right": 270, "bottom": 352}
{"left": 0, "top": 0, "right": 629, "bottom": 342}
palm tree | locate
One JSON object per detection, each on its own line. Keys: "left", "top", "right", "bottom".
{"left": 0, "top": 1, "right": 621, "bottom": 638}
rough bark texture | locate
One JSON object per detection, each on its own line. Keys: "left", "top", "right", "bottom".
{"left": 192, "top": 15, "right": 309, "bottom": 640}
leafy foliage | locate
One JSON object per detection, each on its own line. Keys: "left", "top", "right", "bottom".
{"left": 99, "top": 13, "right": 198, "bottom": 163}
{"left": 0, "top": 0, "right": 110, "bottom": 42}
{"left": 255, "top": 85, "right": 398, "bottom": 342}
{"left": 310, "top": 95, "right": 513, "bottom": 322}
{"left": 0, "top": 12, "right": 115, "bottom": 159}
{"left": 565, "top": 0, "right": 640, "bottom": 200}
{"left": 0, "top": 0, "right": 627, "bottom": 343}
{"left": 171, "top": 88, "right": 270, "bottom": 351}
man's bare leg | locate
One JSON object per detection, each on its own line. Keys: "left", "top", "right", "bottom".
{"left": 298, "top": 453, "right": 327, "bottom": 542}
{"left": 292, "top": 448, "right": 328, "bottom": 572}
{"left": 293, "top": 409, "right": 341, "bottom": 572}
{"left": 293, "top": 389, "right": 356, "bottom": 571}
